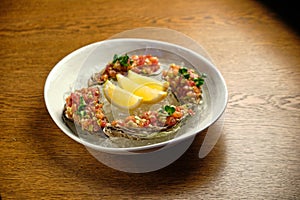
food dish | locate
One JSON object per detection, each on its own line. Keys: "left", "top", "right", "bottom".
{"left": 63, "top": 52, "right": 206, "bottom": 142}
{"left": 44, "top": 38, "right": 228, "bottom": 153}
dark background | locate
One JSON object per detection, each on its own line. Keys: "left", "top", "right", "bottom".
{"left": 259, "top": 0, "right": 299, "bottom": 33}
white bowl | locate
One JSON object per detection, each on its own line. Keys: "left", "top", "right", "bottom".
{"left": 44, "top": 38, "right": 228, "bottom": 172}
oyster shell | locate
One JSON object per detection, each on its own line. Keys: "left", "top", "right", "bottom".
{"left": 62, "top": 106, "right": 108, "bottom": 139}
{"left": 102, "top": 103, "right": 194, "bottom": 141}
{"left": 103, "top": 116, "right": 184, "bottom": 141}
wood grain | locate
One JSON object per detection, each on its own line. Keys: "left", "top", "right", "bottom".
{"left": 1, "top": 0, "right": 300, "bottom": 199}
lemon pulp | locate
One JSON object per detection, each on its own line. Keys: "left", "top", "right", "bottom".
{"left": 116, "top": 74, "right": 167, "bottom": 104}
{"left": 127, "top": 70, "right": 169, "bottom": 91}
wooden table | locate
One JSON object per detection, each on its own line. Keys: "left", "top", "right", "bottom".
{"left": 1, "top": 0, "right": 299, "bottom": 199}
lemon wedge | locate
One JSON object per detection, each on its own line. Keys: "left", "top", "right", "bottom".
{"left": 116, "top": 74, "right": 167, "bottom": 104}
{"left": 127, "top": 70, "right": 169, "bottom": 91}
{"left": 103, "top": 80, "right": 142, "bottom": 110}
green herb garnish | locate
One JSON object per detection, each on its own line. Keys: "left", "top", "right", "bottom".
{"left": 179, "top": 67, "right": 190, "bottom": 79}
{"left": 193, "top": 73, "right": 207, "bottom": 87}
{"left": 179, "top": 67, "right": 188, "bottom": 75}
{"left": 112, "top": 54, "right": 132, "bottom": 67}
{"left": 112, "top": 54, "right": 119, "bottom": 63}
{"left": 76, "top": 96, "right": 86, "bottom": 117}
{"left": 179, "top": 66, "right": 207, "bottom": 87}
{"left": 183, "top": 73, "right": 190, "bottom": 79}
{"left": 164, "top": 105, "right": 176, "bottom": 116}
{"left": 194, "top": 77, "right": 204, "bottom": 87}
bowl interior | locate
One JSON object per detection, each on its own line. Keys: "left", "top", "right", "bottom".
{"left": 44, "top": 38, "right": 227, "bottom": 154}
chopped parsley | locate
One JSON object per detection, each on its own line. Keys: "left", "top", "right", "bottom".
{"left": 194, "top": 73, "right": 207, "bottom": 87}
{"left": 179, "top": 67, "right": 206, "bottom": 87}
{"left": 76, "top": 96, "right": 86, "bottom": 117}
{"left": 194, "top": 77, "right": 204, "bottom": 87}
{"left": 178, "top": 67, "right": 188, "bottom": 75}
{"left": 112, "top": 54, "right": 133, "bottom": 67}
{"left": 164, "top": 105, "right": 176, "bottom": 116}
